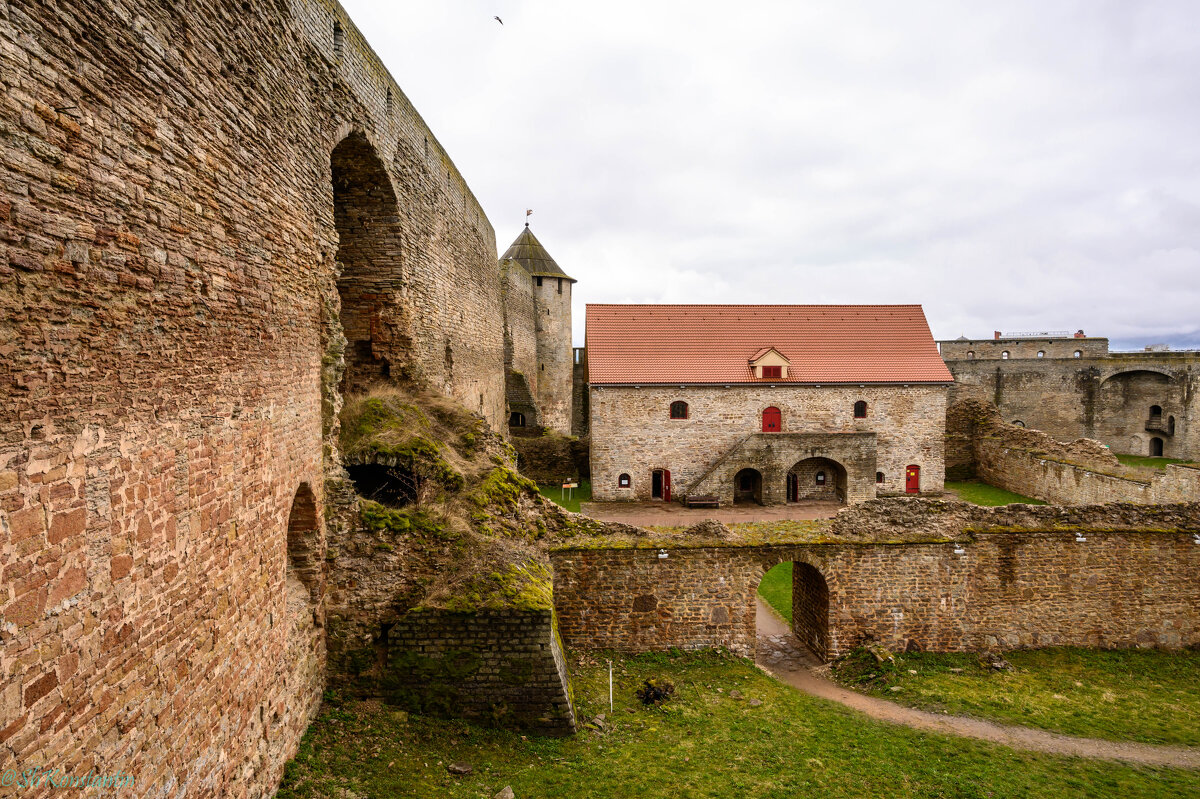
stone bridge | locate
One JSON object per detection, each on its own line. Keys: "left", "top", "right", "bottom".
{"left": 550, "top": 501, "right": 1200, "bottom": 660}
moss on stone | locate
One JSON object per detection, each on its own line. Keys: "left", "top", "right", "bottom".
{"left": 474, "top": 466, "right": 537, "bottom": 514}
{"left": 441, "top": 560, "right": 554, "bottom": 612}
{"left": 359, "top": 499, "right": 452, "bottom": 540}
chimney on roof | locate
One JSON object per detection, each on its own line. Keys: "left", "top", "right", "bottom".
{"left": 994, "top": 331, "right": 1001, "bottom": 340}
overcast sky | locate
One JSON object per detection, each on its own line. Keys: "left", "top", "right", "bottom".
{"left": 342, "top": 0, "right": 1200, "bottom": 349}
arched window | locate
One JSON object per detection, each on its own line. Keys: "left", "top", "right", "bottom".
{"left": 1073, "top": 350, "right": 1082, "bottom": 358}
{"left": 508, "top": 411, "right": 525, "bottom": 427}
{"left": 853, "top": 400, "right": 867, "bottom": 419}
{"left": 1012, "top": 420, "right": 1025, "bottom": 427}
{"left": 1168, "top": 416, "right": 1176, "bottom": 435}
{"left": 1001, "top": 351, "right": 1010, "bottom": 359}
{"left": 669, "top": 401, "right": 688, "bottom": 419}
{"left": 1149, "top": 405, "right": 1163, "bottom": 420}
{"left": 618, "top": 473, "right": 631, "bottom": 488}
{"left": 966, "top": 351, "right": 975, "bottom": 359}
{"left": 1037, "top": 351, "right": 1045, "bottom": 358}
{"left": 876, "top": 472, "right": 884, "bottom": 483}
{"left": 762, "top": 406, "right": 781, "bottom": 432}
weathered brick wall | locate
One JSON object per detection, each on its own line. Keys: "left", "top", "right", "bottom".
{"left": 378, "top": 610, "right": 575, "bottom": 736}
{"left": 941, "top": 340, "right": 1198, "bottom": 460}
{"left": 552, "top": 503, "right": 1200, "bottom": 658}
{"left": 533, "top": 278, "right": 573, "bottom": 434}
{"left": 591, "top": 385, "right": 946, "bottom": 502}
{"left": 1, "top": 0, "right": 505, "bottom": 796}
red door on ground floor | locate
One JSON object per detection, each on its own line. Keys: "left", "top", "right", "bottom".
{"left": 663, "top": 469, "right": 672, "bottom": 502}
{"left": 905, "top": 464, "right": 920, "bottom": 494}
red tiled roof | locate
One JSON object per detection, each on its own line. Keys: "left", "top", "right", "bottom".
{"left": 586, "top": 304, "right": 954, "bottom": 384}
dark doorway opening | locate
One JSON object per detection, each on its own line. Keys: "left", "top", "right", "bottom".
{"left": 509, "top": 411, "right": 526, "bottom": 427}
{"left": 1150, "top": 437, "right": 1164, "bottom": 457}
{"left": 651, "top": 469, "right": 664, "bottom": 500}
{"left": 346, "top": 463, "right": 417, "bottom": 507}
{"left": 734, "top": 468, "right": 763, "bottom": 505}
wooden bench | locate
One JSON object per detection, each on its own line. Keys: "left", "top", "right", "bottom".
{"left": 685, "top": 495, "right": 720, "bottom": 509}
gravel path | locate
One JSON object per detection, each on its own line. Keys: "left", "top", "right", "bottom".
{"left": 755, "top": 598, "right": 1200, "bottom": 769}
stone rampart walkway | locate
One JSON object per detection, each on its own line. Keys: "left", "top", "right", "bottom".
{"left": 755, "top": 599, "right": 1200, "bottom": 769}
{"left": 580, "top": 500, "right": 840, "bottom": 528}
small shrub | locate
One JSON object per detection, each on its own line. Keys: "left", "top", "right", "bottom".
{"left": 635, "top": 677, "right": 675, "bottom": 706}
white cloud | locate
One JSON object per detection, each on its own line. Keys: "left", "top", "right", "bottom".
{"left": 342, "top": 0, "right": 1200, "bottom": 349}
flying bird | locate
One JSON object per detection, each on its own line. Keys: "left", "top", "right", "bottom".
{"left": 494, "top": 16, "right": 503, "bottom": 25}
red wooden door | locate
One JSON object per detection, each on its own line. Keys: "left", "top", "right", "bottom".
{"left": 663, "top": 470, "right": 672, "bottom": 502}
{"left": 905, "top": 464, "right": 920, "bottom": 493}
{"left": 762, "top": 406, "right": 781, "bottom": 432}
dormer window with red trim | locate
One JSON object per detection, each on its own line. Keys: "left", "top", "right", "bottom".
{"left": 761, "top": 365, "right": 782, "bottom": 379}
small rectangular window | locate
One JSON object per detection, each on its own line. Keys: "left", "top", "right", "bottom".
{"left": 761, "top": 365, "right": 782, "bottom": 379}
{"left": 536, "top": 276, "right": 543, "bottom": 287}
{"left": 557, "top": 278, "right": 562, "bottom": 294}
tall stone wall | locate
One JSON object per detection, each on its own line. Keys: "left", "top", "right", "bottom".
{"left": 501, "top": 258, "right": 538, "bottom": 426}
{"left": 590, "top": 384, "right": 946, "bottom": 501}
{"left": 941, "top": 338, "right": 1199, "bottom": 460}
{"left": 551, "top": 503, "right": 1200, "bottom": 658}
{"left": 533, "top": 277, "right": 573, "bottom": 434}
{"left": 571, "top": 347, "right": 589, "bottom": 436}
{"left": 1, "top": 0, "right": 504, "bottom": 796}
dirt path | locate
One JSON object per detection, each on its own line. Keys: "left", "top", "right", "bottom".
{"left": 755, "top": 599, "right": 1200, "bottom": 768}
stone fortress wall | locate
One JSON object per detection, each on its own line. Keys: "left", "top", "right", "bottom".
{"left": 0, "top": 0, "right": 506, "bottom": 796}
{"left": 552, "top": 502, "right": 1200, "bottom": 659}
{"left": 590, "top": 384, "right": 947, "bottom": 502}
{"left": 940, "top": 335, "right": 1200, "bottom": 461}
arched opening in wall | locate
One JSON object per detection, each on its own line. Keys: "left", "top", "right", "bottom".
{"left": 734, "top": 468, "right": 763, "bottom": 505}
{"left": 509, "top": 411, "right": 526, "bottom": 427}
{"left": 1011, "top": 420, "right": 1025, "bottom": 427}
{"left": 1150, "top": 437, "right": 1164, "bottom": 457}
{"left": 1149, "top": 405, "right": 1163, "bottom": 421}
{"left": 1098, "top": 370, "right": 1177, "bottom": 453}
{"left": 332, "top": 132, "right": 410, "bottom": 397}
{"left": 787, "top": 457, "right": 847, "bottom": 504}
{"left": 346, "top": 461, "right": 418, "bottom": 507}
{"left": 1168, "top": 416, "right": 1176, "bottom": 435}
{"left": 286, "top": 483, "right": 321, "bottom": 605}
{"left": 754, "top": 560, "right": 830, "bottom": 663}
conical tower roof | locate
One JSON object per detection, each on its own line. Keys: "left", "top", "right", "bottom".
{"left": 500, "top": 225, "right": 576, "bottom": 282}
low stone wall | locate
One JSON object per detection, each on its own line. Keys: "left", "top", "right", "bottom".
{"left": 360, "top": 610, "right": 575, "bottom": 736}
{"left": 551, "top": 502, "right": 1200, "bottom": 658}
{"left": 948, "top": 399, "right": 1197, "bottom": 504}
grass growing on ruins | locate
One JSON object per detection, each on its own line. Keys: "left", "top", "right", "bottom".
{"left": 537, "top": 479, "right": 591, "bottom": 513}
{"left": 945, "top": 480, "right": 1046, "bottom": 506}
{"left": 832, "top": 646, "right": 1200, "bottom": 746}
{"left": 1115, "top": 454, "right": 1198, "bottom": 470}
{"left": 757, "top": 562, "right": 792, "bottom": 623}
{"left": 278, "top": 651, "right": 1200, "bottom": 798}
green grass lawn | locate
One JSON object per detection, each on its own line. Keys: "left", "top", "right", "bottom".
{"left": 945, "top": 480, "right": 1047, "bottom": 506}
{"left": 832, "top": 646, "right": 1200, "bottom": 747}
{"left": 278, "top": 651, "right": 1199, "bottom": 798}
{"left": 757, "top": 562, "right": 792, "bottom": 623}
{"left": 1115, "top": 453, "right": 1198, "bottom": 470}
{"left": 537, "top": 479, "right": 592, "bottom": 513}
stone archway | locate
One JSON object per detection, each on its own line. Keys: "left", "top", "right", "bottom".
{"left": 734, "top": 467, "right": 763, "bottom": 505}
{"left": 787, "top": 457, "right": 847, "bottom": 504}
{"left": 331, "top": 132, "right": 411, "bottom": 395}
{"left": 754, "top": 559, "right": 831, "bottom": 662}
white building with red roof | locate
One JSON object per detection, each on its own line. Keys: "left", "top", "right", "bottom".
{"left": 585, "top": 304, "right": 953, "bottom": 505}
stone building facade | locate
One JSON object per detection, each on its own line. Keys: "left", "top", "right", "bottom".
{"left": 0, "top": 0, "right": 507, "bottom": 795}
{"left": 940, "top": 334, "right": 1199, "bottom": 460}
{"left": 500, "top": 226, "right": 575, "bottom": 435}
{"left": 587, "top": 305, "right": 952, "bottom": 504}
